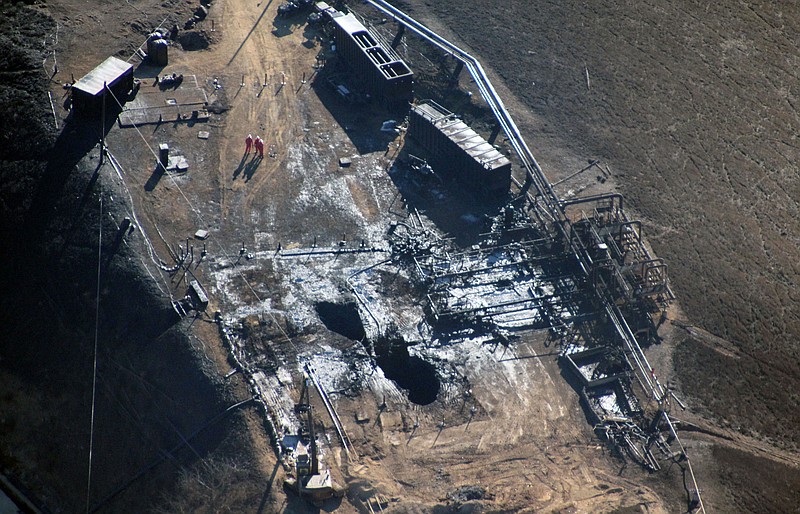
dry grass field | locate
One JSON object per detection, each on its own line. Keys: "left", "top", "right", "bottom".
{"left": 394, "top": 0, "right": 800, "bottom": 453}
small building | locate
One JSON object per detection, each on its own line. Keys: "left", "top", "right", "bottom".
{"left": 330, "top": 12, "right": 413, "bottom": 103}
{"left": 72, "top": 56, "right": 134, "bottom": 117}
{"left": 408, "top": 100, "right": 512, "bottom": 197}
{"left": 188, "top": 280, "right": 209, "bottom": 311}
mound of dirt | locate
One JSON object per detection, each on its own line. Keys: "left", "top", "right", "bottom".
{"left": 0, "top": 5, "right": 57, "bottom": 230}
{"left": 449, "top": 485, "right": 487, "bottom": 502}
{"left": 178, "top": 30, "right": 213, "bottom": 51}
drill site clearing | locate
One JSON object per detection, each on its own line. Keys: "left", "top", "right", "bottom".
{"left": 63, "top": 0, "right": 707, "bottom": 511}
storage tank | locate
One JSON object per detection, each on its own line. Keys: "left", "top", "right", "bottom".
{"left": 147, "top": 35, "right": 169, "bottom": 66}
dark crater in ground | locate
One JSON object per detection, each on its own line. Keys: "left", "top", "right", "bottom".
{"left": 315, "top": 301, "right": 366, "bottom": 341}
{"left": 375, "top": 343, "right": 439, "bottom": 406}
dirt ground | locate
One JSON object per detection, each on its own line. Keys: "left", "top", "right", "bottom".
{"left": 127, "top": 1, "right": 670, "bottom": 510}
{"left": 392, "top": 0, "right": 800, "bottom": 442}
{"left": 2, "top": 0, "right": 800, "bottom": 512}
{"left": 387, "top": 0, "right": 800, "bottom": 511}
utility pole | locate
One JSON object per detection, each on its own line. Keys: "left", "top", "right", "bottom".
{"left": 100, "top": 81, "right": 107, "bottom": 164}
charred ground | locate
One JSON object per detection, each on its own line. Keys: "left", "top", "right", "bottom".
{"left": 391, "top": 0, "right": 800, "bottom": 451}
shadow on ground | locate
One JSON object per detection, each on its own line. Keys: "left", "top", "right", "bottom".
{"left": 310, "top": 68, "right": 407, "bottom": 155}
{"left": 20, "top": 108, "right": 119, "bottom": 253}
{"left": 386, "top": 155, "right": 508, "bottom": 246}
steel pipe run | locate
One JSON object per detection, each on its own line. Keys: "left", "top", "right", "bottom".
{"left": 363, "top": 2, "right": 702, "bottom": 511}
{"left": 367, "top": 0, "right": 670, "bottom": 399}
{"left": 304, "top": 364, "right": 356, "bottom": 461}
{"left": 365, "top": 2, "right": 559, "bottom": 209}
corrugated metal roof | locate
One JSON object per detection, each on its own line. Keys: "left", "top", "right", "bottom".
{"left": 73, "top": 56, "right": 133, "bottom": 97}
{"left": 412, "top": 101, "right": 511, "bottom": 170}
{"left": 414, "top": 101, "right": 448, "bottom": 122}
{"left": 333, "top": 13, "right": 367, "bottom": 36}
{"left": 443, "top": 120, "right": 509, "bottom": 169}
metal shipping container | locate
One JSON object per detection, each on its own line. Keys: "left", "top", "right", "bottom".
{"left": 330, "top": 12, "right": 413, "bottom": 102}
{"left": 408, "top": 100, "right": 511, "bottom": 196}
{"left": 72, "top": 56, "right": 134, "bottom": 117}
